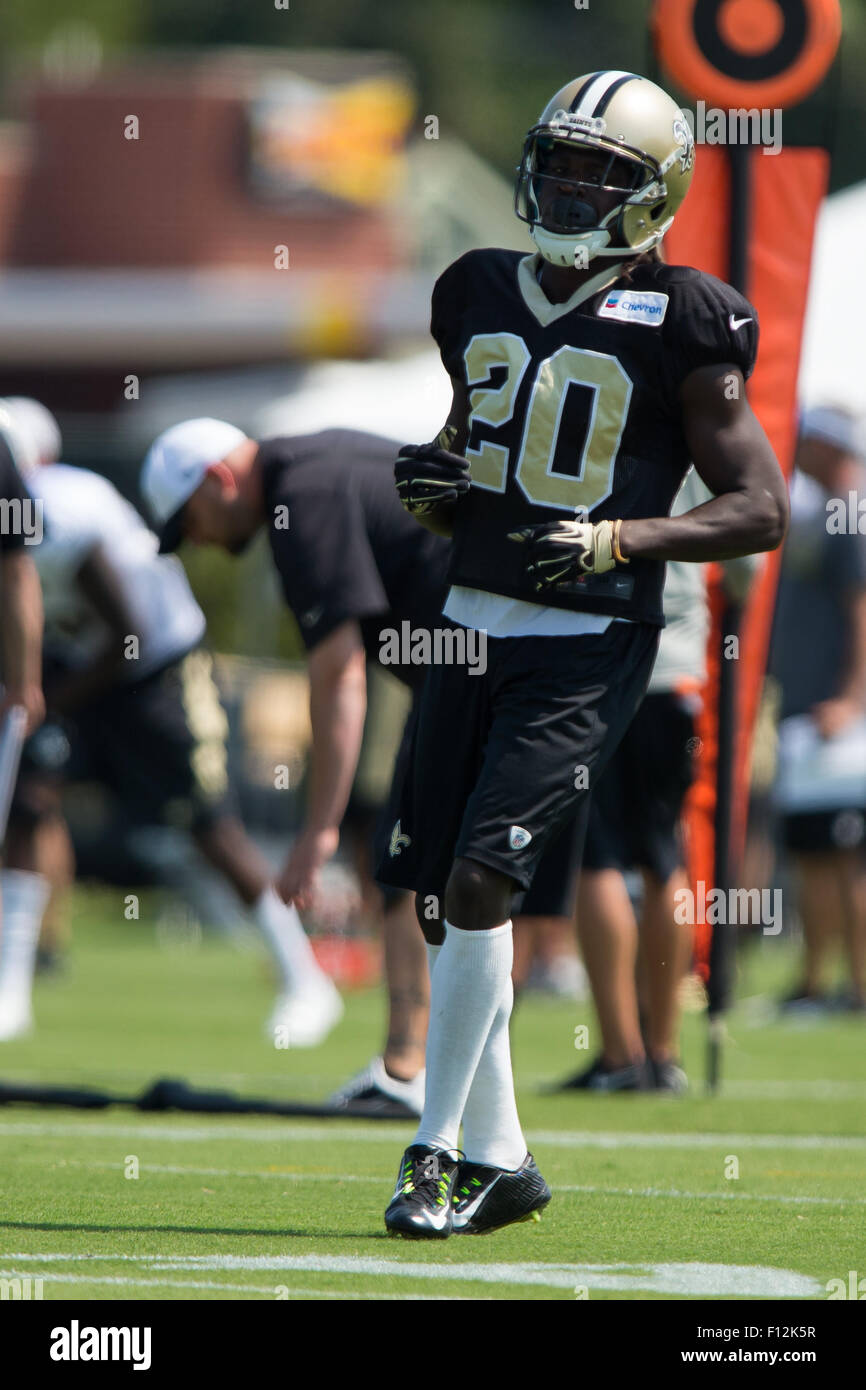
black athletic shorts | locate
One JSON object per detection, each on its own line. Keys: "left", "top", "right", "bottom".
{"left": 374, "top": 696, "right": 588, "bottom": 918}
{"left": 375, "top": 618, "right": 659, "bottom": 903}
{"left": 15, "top": 649, "right": 231, "bottom": 833}
{"left": 582, "top": 689, "right": 697, "bottom": 880}
{"left": 783, "top": 807, "right": 866, "bottom": 854}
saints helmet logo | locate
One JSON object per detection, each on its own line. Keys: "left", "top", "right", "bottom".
{"left": 389, "top": 820, "right": 411, "bottom": 857}
{"left": 672, "top": 115, "right": 695, "bottom": 174}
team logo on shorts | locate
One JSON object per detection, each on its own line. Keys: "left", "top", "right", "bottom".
{"left": 389, "top": 820, "right": 411, "bottom": 857}
{"left": 509, "top": 825, "right": 532, "bottom": 851}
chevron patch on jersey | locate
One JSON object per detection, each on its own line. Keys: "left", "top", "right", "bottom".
{"left": 509, "top": 825, "right": 532, "bottom": 850}
{"left": 598, "top": 289, "right": 669, "bottom": 327}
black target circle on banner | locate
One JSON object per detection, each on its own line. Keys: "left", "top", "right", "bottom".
{"left": 652, "top": 0, "right": 841, "bottom": 109}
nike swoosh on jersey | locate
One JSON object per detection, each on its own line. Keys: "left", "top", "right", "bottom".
{"left": 729, "top": 315, "right": 753, "bottom": 331}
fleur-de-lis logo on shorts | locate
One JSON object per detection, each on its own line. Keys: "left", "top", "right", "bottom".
{"left": 389, "top": 820, "right": 412, "bottom": 857}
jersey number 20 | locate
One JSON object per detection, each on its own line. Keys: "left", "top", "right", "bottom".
{"left": 464, "top": 334, "right": 633, "bottom": 513}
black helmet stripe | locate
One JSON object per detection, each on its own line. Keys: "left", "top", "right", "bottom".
{"left": 568, "top": 71, "right": 606, "bottom": 111}
{"left": 593, "top": 72, "right": 639, "bottom": 116}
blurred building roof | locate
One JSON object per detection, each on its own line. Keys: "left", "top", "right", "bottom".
{"left": 0, "top": 48, "right": 525, "bottom": 371}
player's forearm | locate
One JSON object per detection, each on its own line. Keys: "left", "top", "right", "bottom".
{"left": 305, "top": 665, "right": 367, "bottom": 834}
{"left": 618, "top": 490, "right": 786, "bottom": 563}
{"left": 1, "top": 552, "right": 43, "bottom": 694}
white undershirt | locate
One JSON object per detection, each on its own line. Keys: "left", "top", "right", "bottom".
{"left": 443, "top": 585, "right": 617, "bottom": 638}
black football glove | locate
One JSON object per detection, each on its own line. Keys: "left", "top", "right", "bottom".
{"left": 508, "top": 518, "right": 625, "bottom": 592}
{"left": 395, "top": 428, "right": 471, "bottom": 517}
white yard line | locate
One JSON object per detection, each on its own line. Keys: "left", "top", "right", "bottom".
{"left": 0, "top": 1119, "right": 864, "bottom": 1149}
{"left": 0, "top": 1252, "right": 822, "bottom": 1297}
{"left": 552, "top": 1182, "right": 866, "bottom": 1206}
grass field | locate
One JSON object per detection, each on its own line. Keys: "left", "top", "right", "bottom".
{"left": 0, "top": 887, "right": 864, "bottom": 1302}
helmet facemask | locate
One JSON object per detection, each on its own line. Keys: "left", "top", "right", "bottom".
{"left": 515, "top": 130, "right": 668, "bottom": 268}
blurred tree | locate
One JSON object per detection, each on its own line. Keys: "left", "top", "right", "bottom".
{"left": 2, "top": 0, "right": 864, "bottom": 188}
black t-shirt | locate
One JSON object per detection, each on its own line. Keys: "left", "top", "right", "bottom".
{"left": 432, "top": 249, "right": 759, "bottom": 625}
{"left": 770, "top": 470, "right": 866, "bottom": 718}
{"left": 0, "top": 435, "right": 32, "bottom": 554}
{"left": 260, "top": 429, "right": 450, "bottom": 689}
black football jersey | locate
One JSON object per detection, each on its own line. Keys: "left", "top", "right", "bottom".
{"left": 431, "top": 249, "right": 759, "bottom": 625}
{"left": 259, "top": 429, "right": 449, "bottom": 689}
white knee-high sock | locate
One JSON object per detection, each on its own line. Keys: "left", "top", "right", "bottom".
{"left": 414, "top": 920, "right": 513, "bottom": 1154}
{"left": 461, "top": 976, "right": 526, "bottom": 1169}
{"left": 253, "top": 887, "right": 328, "bottom": 993}
{"left": 0, "top": 869, "right": 50, "bottom": 1011}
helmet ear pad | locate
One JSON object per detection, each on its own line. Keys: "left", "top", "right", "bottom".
{"left": 618, "top": 195, "right": 674, "bottom": 254}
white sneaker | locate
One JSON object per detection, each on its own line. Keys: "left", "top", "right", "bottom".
{"left": 267, "top": 977, "right": 344, "bottom": 1049}
{"left": 328, "top": 1055, "right": 426, "bottom": 1117}
{"left": 0, "top": 995, "right": 33, "bottom": 1042}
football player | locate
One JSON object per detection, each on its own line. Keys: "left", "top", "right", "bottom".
{"left": 379, "top": 70, "right": 788, "bottom": 1237}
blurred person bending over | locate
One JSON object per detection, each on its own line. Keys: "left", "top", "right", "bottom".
{"left": 771, "top": 407, "right": 866, "bottom": 1013}
{"left": 556, "top": 470, "right": 759, "bottom": 1093}
{"left": 0, "top": 406, "right": 46, "bottom": 1039}
{"left": 3, "top": 402, "right": 330, "bottom": 1043}
{"left": 142, "top": 421, "right": 446, "bottom": 1113}
{"left": 142, "top": 421, "right": 583, "bottom": 1116}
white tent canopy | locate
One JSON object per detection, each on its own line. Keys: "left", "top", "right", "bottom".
{"left": 256, "top": 350, "right": 451, "bottom": 446}
{"left": 799, "top": 180, "right": 866, "bottom": 426}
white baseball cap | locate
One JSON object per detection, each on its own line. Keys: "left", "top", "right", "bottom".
{"left": 141, "top": 417, "right": 248, "bottom": 552}
{"left": 4, "top": 398, "right": 62, "bottom": 471}
{"left": 799, "top": 405, "right": 861, "bottom": 456}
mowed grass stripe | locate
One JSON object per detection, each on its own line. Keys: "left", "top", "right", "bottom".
{"left": 15, "top": 1158, "right": 866, "bottom": 1207}
{"left": 0, "top": 1269, "right": 466, "bottom": 1300}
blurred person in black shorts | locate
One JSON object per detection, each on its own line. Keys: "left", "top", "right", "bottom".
{"left": 4, "top": 403, "right": 337, "bottom": 1044}
{"left": 557, "top": 472, "right": 760, "bottom": 1093}
{"left": 0, "top": 405, "right": 46, "bottom": 1039}
{"left": 770, "top": 406, "right": 866, "bottom": 1014}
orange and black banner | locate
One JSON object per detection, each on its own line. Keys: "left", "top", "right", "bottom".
{"left": 651, "top": 0, "right": 842, "bottom": 1042}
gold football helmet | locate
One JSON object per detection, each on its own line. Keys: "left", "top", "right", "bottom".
{"left": 515, "top": 71, "right": 696, "bottom": 267}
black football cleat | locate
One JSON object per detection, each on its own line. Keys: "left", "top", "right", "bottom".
{"left": 384, "top": 1143, "right": 460, "bottom": 1239}
{"left": 451, "top": 1153, "right": 551, "bottom": 1235}
{"left": 553, "top": 1054, "right": 650, "bottom": 1093}
{"left": 650, "top": 1058, "right": 688, "bottom": 1094}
